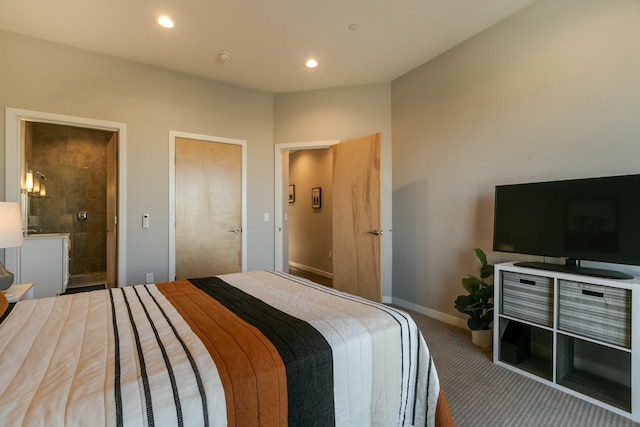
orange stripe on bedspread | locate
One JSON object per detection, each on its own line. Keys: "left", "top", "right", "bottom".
{"left": 156, "top": 280, "right": 288, "bottom": 426}
{"left": 436, "top": 388, "right": 456, "bottom": 427}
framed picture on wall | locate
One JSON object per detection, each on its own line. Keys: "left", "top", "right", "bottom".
{"left": 312, "top": 187, "right": 321, "bottom": 209}
{"left": 288, "top": 185, "right": 295, "bottom": 203}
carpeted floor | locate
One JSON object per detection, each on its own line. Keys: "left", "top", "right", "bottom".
{"left": 404, "top": 309, "right": 639, "bottom": 427}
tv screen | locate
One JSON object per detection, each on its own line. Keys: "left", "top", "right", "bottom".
{"left": 493, "top": 174, "right": 640, "bottom": 279}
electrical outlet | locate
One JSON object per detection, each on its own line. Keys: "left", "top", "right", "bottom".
{"left": 146, "top": 272, "right": 154, "bottom": 283}
{"left": 328, "top": 250, "right": 332, "bottom": 259}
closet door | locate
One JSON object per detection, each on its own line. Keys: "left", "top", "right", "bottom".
{"left": 175, "top": 137, "right": 242, "bottom": 278}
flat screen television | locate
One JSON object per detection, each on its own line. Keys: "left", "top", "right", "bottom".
{"left": 493, "top": 174, "right": 640, "bottom": 280}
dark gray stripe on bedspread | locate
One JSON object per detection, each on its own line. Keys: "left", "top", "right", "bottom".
{"left": 188, "top": 276, "right": 335, "bottom": 427}
{"left": 270, "top": 270, "right": 431, "bottom": 427}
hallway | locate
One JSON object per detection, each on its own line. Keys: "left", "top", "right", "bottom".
{"left": 288, "top": 265, "right": 333, "bottom": 288}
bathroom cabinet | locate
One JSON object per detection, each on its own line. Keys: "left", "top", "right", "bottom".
{"left": 20, "top": 233, "right": 70, "bottom": 299}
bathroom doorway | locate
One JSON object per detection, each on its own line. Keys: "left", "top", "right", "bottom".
{"left": 24, "top": 122, "right": 118, "bottom": 289}
{"left": 4, "top": 107, "right": 127, "bottom": 289}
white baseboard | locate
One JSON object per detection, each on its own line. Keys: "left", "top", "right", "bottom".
{"left": 287, "top": 265, "right": 454, "bottom": 324}
{"left": 391, "top": 297, "right": 467, "bottom": 330}
{"left": 288, "top": 261, "right": 333, "bottom": 279}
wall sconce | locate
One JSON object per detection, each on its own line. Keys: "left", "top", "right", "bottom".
{"left": 33, "top": 174, "right": 40, "bottom": 194}
{"left": 25, "top": 171, "right": 34, "bottom": 193}
{"left": 25, "top": 170, "right": 47, "bottom": 196}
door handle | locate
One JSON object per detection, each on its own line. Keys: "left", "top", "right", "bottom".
{"left": 367, "top": 229, "right": 383, "bottom": 236}
{"left": 228, "top": 228, "right": 242, "bottom": 233}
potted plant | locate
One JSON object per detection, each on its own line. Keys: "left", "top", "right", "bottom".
{"left": 454, "top": 248, "right": 494, "bottom": 347}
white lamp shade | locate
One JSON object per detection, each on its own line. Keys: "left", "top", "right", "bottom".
{"left": 0, "top": 202, "right": 23, "bottom": 248}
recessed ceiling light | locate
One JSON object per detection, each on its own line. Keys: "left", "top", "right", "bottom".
{"left": 305, "top": 59, "right": 318, "bottom": 69}
{"left": 156, "top": 15, "right": 175, "bottom": 29}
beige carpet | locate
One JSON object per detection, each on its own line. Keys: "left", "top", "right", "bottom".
{"left": 404, "top": 309, "right": 639, "bottom": 427}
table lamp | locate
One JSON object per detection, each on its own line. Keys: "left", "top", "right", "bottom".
{"left": 0, "top": 202, "right": 24, "bottom": 291}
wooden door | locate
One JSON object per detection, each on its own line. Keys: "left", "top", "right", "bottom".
{"left": 332, "top": 133, "right": 382, "bottom": 302}
{"left": 175, "top": 138, "right": 242, "bottom": 279}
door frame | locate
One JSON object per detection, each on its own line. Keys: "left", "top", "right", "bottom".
{"left": 168, "top": 130, "right": 247, "bottom": 281}
{"left": 275, "top": 138, "right": 393, "bottom": 302}
{"left": 274, "top": 141, "right": 339, "bottom": 274}
{"left": 4, "top": 107, "right": 127, "bottom": 287}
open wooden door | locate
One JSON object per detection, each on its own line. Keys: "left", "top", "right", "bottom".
{"left": 175, "top": 137, "right": 242, "bottom": 278}
{"left": 332, "top": 133, "right": 382, "bottom": 302}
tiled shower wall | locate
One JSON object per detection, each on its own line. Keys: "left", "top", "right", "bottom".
{"left": 26, "top": 122, "right": 114, "bottom": 277}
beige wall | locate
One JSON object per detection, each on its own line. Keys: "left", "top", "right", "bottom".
{"left": 391, "top": 0, "right": 640, "bottom": 324}
{"left": 0, "top": 30, "right": 275, "bottom": 285}
{"left": 274, "top": 84, "right": 393, "bottom": 298}
{"left": 288, "top": 148, "right": 333, "bottom": 275}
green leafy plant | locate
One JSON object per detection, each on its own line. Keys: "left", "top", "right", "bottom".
{"left": 454, "top": 248, "right": 494, "bottom": 331}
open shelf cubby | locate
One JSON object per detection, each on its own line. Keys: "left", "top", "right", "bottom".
{"left": 556, "top": 333, "right": 631, "bottom": 412}
{"left": 498, "top": 317, "right": 553, "bottom": 381}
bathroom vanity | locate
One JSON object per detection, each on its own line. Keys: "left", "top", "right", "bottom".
{"left": 20, "top": 233, "right": 70, "bottom": 298}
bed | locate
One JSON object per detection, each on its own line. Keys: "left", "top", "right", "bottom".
{"left": 0, "top": 270, "right": 453, "bottom": 426}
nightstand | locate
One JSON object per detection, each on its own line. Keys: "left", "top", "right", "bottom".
{"left": 3, "top": 283, "right": 34, "bottom": 303}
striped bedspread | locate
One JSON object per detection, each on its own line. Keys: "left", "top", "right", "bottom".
{"left": 0, "top": 271, "right": 452, "bottom": 426}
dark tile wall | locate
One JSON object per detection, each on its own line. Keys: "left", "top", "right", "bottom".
{"left": 26, "top": 122, "right": 114, "bottom": 276}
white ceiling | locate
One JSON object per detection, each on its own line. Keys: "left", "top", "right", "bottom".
{"left": 0, "top": 0, "right": 536, "bottom": 94}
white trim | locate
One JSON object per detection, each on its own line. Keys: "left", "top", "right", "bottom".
{"left": 4, "top": 107, "right": 127, "bottom": 287}
{"left": 391, "top": 297, "right": 468, "bottom": 330}
{"left": 168, "top": 130, "right": 247, "bottom": 281}
{"left": 274, "top": 140, "right": 339, "bottom": 272}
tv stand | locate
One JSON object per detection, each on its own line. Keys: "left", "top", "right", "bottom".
{"left": 494, "top": 262, "right": 640, "bottom": 422}
{"left": 513, "top": 261, "right": 633, "bottom": 280}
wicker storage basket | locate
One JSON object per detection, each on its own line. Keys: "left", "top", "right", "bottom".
{"left": 501, "top": 271, "right": 554, "bottom": 327}
{"left": 558, "top": 279, "right": 631, "bottom": 348}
